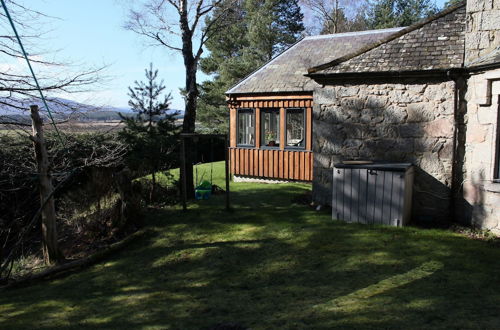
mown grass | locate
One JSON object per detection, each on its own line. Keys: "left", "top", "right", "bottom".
{"left": 1, "top": 162, "right": 499, "bottom": 329}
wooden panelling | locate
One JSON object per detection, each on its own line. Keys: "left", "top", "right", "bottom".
{"left": 300, "top": 153, "right": 304, "bottom": 180}
{"left": 255, "top": 108, "right": 261, "bottom": 148}
{"left": 304, "top": 153, "right": 309, "bottom": 181}
{"left": 228, "top": 94, "right": 312, "bottom": 101}
{"left": 283, "top": 152, "right": 289, "bottom": 178}
{"left": 229, "top": 97, "right": 313, "bottom": 110}
{"left": 229, "top": 94, "right": 314, "bottom": 182}
{"left": 249, "top": 149, "right": 253, "bottom": 176}
{"left": 279, "top": 151, "right": 284, "bottom": 179}
{"left": 229, "top": 148, "right": 313, "bottom": 181}
{"left": 230, "top": 108, "right": 237, "bottom": 148}
{"left": 269, "top": 150, "right": 274, "bottom": 177}
{"left": 274, "top": 151, "right": 279, "bottom": 177}
{"left": 254, "top": 150, "right": 258, "bottom": 176}
{"left": 279, "top": 108, "right": 285, "bottom": 151}
{"left": 230, "top": 147, "right": 235, "bottom": 174}
{"left": 306, "top": 107, "right": 312, "bottom": 150}
{"left": 263, "top": 151, "right": 268, "bottom": 177}
{"left": 259, "top": 149, "right": 264, "bottom": 176}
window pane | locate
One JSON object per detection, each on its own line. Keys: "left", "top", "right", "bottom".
{"left": 286, "top": 109, "right": 305, "bottom": 148}
{"left": 261, "top": 109, "right": 280, "bottom": 147}
{"left": 237, "top": 109, "right": 254, "bottom": 146}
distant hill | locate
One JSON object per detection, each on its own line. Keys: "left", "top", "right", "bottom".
{"left": 0, "top": 97, "right": 184, "bottom": 122}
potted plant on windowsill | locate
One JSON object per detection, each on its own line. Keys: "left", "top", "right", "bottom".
{"left": 266, "top": 130, "right": 277, "bottom": 146}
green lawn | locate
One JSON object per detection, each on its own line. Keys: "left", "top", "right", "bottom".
{"left": 1, "top": 162, "right": 499, "bottom": 329}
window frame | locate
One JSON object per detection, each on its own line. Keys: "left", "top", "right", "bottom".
{"left": 236, "top": 108, "right": 255, "bottom": 148}
{"left": 494, "top": 99, "right": 500, "bottom": 182}
{"left": 260, "top": 108, "right": 281, "bottom": 149}
{"left": 285, "top": 107, "right": 306, "bottom": 150}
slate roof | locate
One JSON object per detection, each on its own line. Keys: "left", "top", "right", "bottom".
{"left": 309, "top": 3, "right": 466, "bottom": 76}
{"left": 467, "top": 47, "right": 500, "bottom": 69}
{"left": 226, "top": 28, "right": 404, "bottom": 95}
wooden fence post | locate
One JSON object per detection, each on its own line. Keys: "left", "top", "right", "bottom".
{"left": 225, "top": 136, "right": 230, "bottom": 210}
{"left": 180, "top": 136, "right": 187, "bottom": 211}
{"left": 30, "top": 105, "right": 64, "bottom": 264}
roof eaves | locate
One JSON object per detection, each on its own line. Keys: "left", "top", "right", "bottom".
{"left": 307, "top": 1, "right": 466, "bottom": 75}
{"left": 308, "top": 67, "right": 468, "bottom": 83}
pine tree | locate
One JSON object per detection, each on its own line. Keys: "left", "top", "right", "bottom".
{"left": 366, "top": 0, "right": 397, "bottom": 29}
{"left": 197, "top": 0, "right": 305, "bottom": 133}
{"left": 120, "top": 64, "right": 179, "bottom": 201}
{"left": 366, "top": 0, "right": 437, "bottom": 29}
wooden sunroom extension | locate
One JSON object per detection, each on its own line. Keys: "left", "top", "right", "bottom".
{"left": 228, "top": 94, "right": 314, "bottom": 181}
{"left": 226, "top": 28, "right": 404, "bottom": 182}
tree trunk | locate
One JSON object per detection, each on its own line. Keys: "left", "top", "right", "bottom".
{"left": 150, "top": 171, "right": 156, "bottom": 202}
{"left": 179, "top": 2, "right": 197, "bottom": 199}
{"left": 30, "top": 105, "right": 64, "bottom": 265}
{"left": 114, "top": 168, "right": 134, "bottom": 230}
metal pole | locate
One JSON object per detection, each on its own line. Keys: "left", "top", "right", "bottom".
{"left": 224, "top": 135, "right": 230, "bottom": 210}
{"left": 180, "top": 137, "right": 187, "bottom": 211}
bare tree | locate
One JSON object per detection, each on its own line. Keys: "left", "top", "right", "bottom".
{"left": 124, "top": 0, "right": 235, "bottom": 197}
{"left": 301, "top": 0, "right": 368, "bottom": 35}
{"left": 0, "top": 0, "right": 104, "bottom": 131}
{"left": 0, "top": 1, "right": 107, "bottom": 271}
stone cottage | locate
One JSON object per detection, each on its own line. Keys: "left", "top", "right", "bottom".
{"left": 462, "top": 0, "right": 500, "bottom": 232}
{"left": 226, "top": 28, "right": 403, "bottom": 182}
{"left": 306, "top": 0, "right": 500, "bottom": 232}
{"left": 307, "top": 4, "right": 467, "bottom": 224}
{"left": 227, "top": 0, "right": 500, "bottom": 233}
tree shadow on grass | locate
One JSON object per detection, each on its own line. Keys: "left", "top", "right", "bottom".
{"left": 1, "top": 183, "right": 499, "bottom": 329}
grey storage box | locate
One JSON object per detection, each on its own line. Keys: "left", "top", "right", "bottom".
{"left": 332, "top": 163, "right": 414, "bottom": 227}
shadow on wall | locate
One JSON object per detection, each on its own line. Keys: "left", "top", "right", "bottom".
{"left": 462, "top": 171, "right": 488, "bottom": 229}
{"left": 312, "top": 79, "right": 467, "bottom": 225}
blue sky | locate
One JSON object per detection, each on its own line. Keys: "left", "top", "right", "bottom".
{"left": 25, "top": 0, "right": 197, "bottom": 110}
{"left": 9, "top": 0, "right": 446, "bottom": 111}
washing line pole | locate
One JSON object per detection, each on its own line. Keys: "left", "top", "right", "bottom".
{"left": 0, "top": 0, "right": 64, "bottom": 143}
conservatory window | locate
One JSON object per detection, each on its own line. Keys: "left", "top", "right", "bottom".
{"left": 286, "top": 108, "right": 305, "bottom": 148}
{"left": 261, "top": 109, "right": 280, "bottom": 147}
{"left": 237, "top": 108, "right": 255, "bottom": 146}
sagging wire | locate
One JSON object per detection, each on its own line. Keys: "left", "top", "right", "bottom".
{"left": 0, "top": 0, "right": 65, "bottom": 145}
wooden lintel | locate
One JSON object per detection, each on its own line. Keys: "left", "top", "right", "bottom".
{"left": 229, "top": 94, "right": 313, "bottom": 102}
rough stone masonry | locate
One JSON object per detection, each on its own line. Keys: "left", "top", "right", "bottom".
{"left": 465, "top": 0, "right": 500, "bottom": 63}
{"left": 313, "top": 80, "right": 456, "bottom": 222}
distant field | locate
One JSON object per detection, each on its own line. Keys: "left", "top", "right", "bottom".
{"left": 1, "top": 121, "right": 124, "bottom": 135}
{"left": 1, "top": 118, "right": 184, "bottom": 135}
{"left": 56, "top": 121, "right": 126, "bottom": 133}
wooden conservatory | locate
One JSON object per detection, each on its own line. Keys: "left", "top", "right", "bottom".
{"left": 226, "top": 28, "right": 403, "bottom": 182}
{"left": 228, "top": 94, "right": 314, "bottom": 181}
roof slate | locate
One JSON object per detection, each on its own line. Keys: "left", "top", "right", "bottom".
{"left": 467, "top": 47, "right": 500, "bottom": 69}
{"left": 312, "top": 4, "right": 466, "bottom": 75}
{"left": 226, "top": 28, "right": 404, "bottom": 95}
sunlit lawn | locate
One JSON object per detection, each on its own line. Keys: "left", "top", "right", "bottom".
{"left": 1, "top": 162, "right": 499, "bottom": 329}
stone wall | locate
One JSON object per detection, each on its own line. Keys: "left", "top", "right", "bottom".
{"left": 463, "top": 68, "right": 500, "bottom": 234}
{"left": 313, "top": 79, "right": 457, "bottom": 223}
{"left": 466, "top": 0, "right": 500, "bottom": 63}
